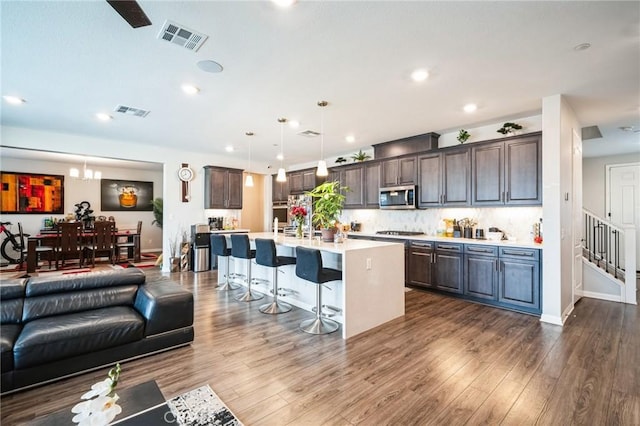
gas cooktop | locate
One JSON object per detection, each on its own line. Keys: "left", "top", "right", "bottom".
{"left": 376, "top": 230, "right": 425, "bottom": 236}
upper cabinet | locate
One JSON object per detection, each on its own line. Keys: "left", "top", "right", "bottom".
{"left": 472, "top": 132, "right": 541, "bottom": 206}
{"left": 272, "top": 174, "right": 289, "bottom": 204}
{"left": 380, "top": 156, "right": 416, "bottom": 187}
{"left": 204, "top": 166, "right": 243, "bottom": 209}
{"left": 364, "top": 161, "right": 381, "bottom": 208}
{"left": 327, "top": 161, "right": 380, "bottom": 209}
{"left": 418, "top": 148, "right": 470, "bottom": 207}
{"left": 289, "top": 168, "right": 320, "bottom": 194}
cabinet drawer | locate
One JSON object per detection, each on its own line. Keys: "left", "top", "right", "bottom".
{"left": 499, "top": 247, "right": 539, "bottom": 261}
{"left": 435, "top": 243, "right": 462, "bottom": 253}
{"left": 410, "top": 241, "right": 433, "bottom": 250}
{"left": 464, "top": 244, "right": 498, "bottom": 256}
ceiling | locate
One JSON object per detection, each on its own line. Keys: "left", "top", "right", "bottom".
{"left": 1, "top": 1, "right": 638, "bottom": 169}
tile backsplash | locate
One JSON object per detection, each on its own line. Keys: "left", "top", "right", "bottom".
{"left": 340, "top": 206, "right": 543, "bottom": 242}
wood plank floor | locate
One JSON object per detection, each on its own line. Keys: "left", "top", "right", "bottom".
{"left": 2, "top": 269, "right": 639, "bottom": 425}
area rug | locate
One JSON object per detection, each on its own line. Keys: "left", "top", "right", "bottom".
{"left": 167, "top": 385, "right": 243, "bottom": 426}
{"left": 114, "top": 253, "right": 159, "bottom": 270}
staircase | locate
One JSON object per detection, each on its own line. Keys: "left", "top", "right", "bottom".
{"left": 582, "top": 209, "right": 637, "bottom": 304}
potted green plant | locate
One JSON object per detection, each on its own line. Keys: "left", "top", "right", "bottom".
{"left": 457, "top": 129, "right": 470, "bottom": 144}
{"left": 497, "top": 122, "right": 523, "bottom": 135}
{"left": 351, "top": 149, "right": 371, "bottom": 162}
{"left": 306, "top": 180, "right": 347, "bottom": 242}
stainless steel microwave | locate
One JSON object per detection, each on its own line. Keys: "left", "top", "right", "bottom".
{"left": 379, "top": 185, "right": 417, "bottom": 210}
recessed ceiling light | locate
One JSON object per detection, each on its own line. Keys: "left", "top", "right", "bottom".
{"left": 95, "top": 113, "right": 113, "bottom": 121}
{"left": 345, "top": 135, "right": 356, "bottom": 143}
{"left": 271, "top": 0, "right": 296, "bottom": 8}
{"left": 181, "top": 84, "right": 200, "bottom": 95}
{"left": 411, "top": 69, "right": 429, "bottom": 82}
{"left": 276, "top": 153, "right": 284, "bottom": 161}
{"left": 289, "top": 120, "right": 300, "bottom": 129}
{"left": 574, "top": 43, "right": 591, "bottom": 51}
{"left": 196, "top": 60, "right": 223, "bottom": 73}
{"left": 3, "top": 95, "right": 26, "bottom": 104}
{"left": 463, "top": 103, "right": 477, "bottom": 113}
{"left": 225, "top": 146, "right": 234, "bottom": 152}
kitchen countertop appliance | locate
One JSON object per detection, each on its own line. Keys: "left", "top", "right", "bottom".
{"left": 379, "top": 185, "right": 417, "bottom": 210}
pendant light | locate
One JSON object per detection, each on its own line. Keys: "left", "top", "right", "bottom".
{"left": 276, "top": 118, "right": 287, "bottom": 182}
{"left": 316, "top": 100, "right": 328, "bottom": 177}
{"left": 70, "top": 158, "right": 101, "bottom": 180}
{"left": 245, "top": 132, "right": 254, "bottom": 187}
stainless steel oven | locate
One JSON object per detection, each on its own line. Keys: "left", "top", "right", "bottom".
{"left": 272, "top": 204, "right": 288, "bottom": 229}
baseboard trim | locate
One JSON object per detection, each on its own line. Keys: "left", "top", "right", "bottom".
{"left": 540, "top": 314, "right": 564, "bottom": 326}
{"left": 582, "top": 291, "right": 622, "bottom": 303}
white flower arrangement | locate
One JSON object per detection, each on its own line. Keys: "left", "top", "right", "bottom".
{"left": 71, "top": 364, "right": 122, "bottom": 426}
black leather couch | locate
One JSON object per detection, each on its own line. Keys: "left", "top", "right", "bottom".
{"left": 1, "top": 268, "right": 194, "bottom": 394}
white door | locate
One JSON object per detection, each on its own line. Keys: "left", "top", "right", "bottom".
{"left": 607, "top": 163, "right": 640, "bottom": 271}
{"left": 572, "top": 130, "right": 583, "bottom": 303}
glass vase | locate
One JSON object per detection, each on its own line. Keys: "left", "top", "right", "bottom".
{"left": 296, "top": 221, "right": 303, "bottom": 239}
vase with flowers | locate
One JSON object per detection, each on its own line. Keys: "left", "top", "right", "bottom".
{"left": 290, "top": 205, "right": 307, "bottom": 238}
{"left": 71, "top": 363, "right": 122, "bottom": 425}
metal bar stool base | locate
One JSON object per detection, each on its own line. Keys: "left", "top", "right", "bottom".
{"left": 300, "top": 317, "right": 339, "bottom": 335}
{"left": 259, "top": 301, "right": 292, "bottom": 314}
{"left": 235, "top": 290, "right": 264, "bottom": 302}
{"left": 218, "top": 281, "right": 241, "bottom": 291}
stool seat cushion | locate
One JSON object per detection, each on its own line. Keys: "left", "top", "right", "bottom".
{"left": 295, "top": 247, "right": 342, "bottom": 284}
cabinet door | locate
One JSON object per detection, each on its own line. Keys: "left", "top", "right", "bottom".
{"left": 464, "top": 254, "right": 498, "bottom": 300}
{"left": 364, "top": 161, "right": 380, "bottom": 208}
{"left": 272, "top": 174, "right": 289, "bottom": 203}
{"left": 398, "top": 157, "right": 416, "bottom": 185}
{"left": 289, "top": 172, "right": 304, "bottom": 194}
{"left": 204, "top": 167, "right": 227, "bottom": 209}
{"left": 226, "top": 170, "right": 243, "bottom": 209}
{"left": 302, "top": 170, "right": 317, "bottom": 191}
{"left": 472, "top": 142, "right": 504, "bottom": 205}
{"left": 343, "top": 165, "right": 364, "bottom": 208}
{"left": 381, "top": 159, "right": 399, "bottom": 187}
{"left": 408, "top": 243, "right": 434, "bottom": 288}
{"left": 505, "top": 136, "right": 541, "bottom": 205}
{"left": 434, "top": 243, "right": 463, "bottom": 293}
{"left": 442, "top": 149, "right": 470, "bottom": 205}
{"left": 498, "top": 258, "right": 540, "bottom": 311}
{"left": 418, "top": 153, "right": 442, "bottom": 207}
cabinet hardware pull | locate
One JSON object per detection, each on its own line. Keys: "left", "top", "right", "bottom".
{"left": 468, "top": 247, "right": 491, "bottom": 253}
{"left": 503, "top": 250, "right": 533, "bottom": 257}
{"left": 413, "top": 252, "right": 430, "bottom": 256}
{"left": 495, "top": 259, "right": 499, "bottom": 271}
{"left": 412, "top": 243, "right": 431, "bottom": 247}
{"left": 501, "top": 191, "right": 505, "bottom": 203}
{"left": 506, "top": 191, "right": 509, "bottom": 202}
{"left": 438, "top": 245, "right": 458, "bottom": 250}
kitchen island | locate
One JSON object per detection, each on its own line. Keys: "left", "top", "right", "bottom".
{"left": 220, "top": 232, "right": 405, "bottom": 339}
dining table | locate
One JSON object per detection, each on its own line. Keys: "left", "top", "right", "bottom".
{"left": 25, "top": 228, "right": 141, "bottom": 273}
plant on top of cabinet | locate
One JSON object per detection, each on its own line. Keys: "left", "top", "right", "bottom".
{"left": 351, "top": 149, "right": 371, "bottom": 162}
{"left": 335, "top": 156, "right": 348, "bottom": 164}
{"left": 306, "top": 180, "right": 347, "bottom": 241}
{"left": 457, "top": 129, "right": 470, "bottom": 144}
{"left": 497, "top": 122, "right": 523, "bottom": 135}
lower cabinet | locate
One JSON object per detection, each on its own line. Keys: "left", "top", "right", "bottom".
{"left": 498, "top": 247, "right": 540, "bottom": 313}
{"left": 464, "top": 245, "right": 499, "bottom": 300}
{"left": 433, "top": 243, "right": 463, "bottom": 293}
{"left": 407, "top": 241, "right": 434, "bottom": 288}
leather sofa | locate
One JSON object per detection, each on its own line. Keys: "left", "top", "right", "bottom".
{"left": 0, "top": 268, "right": 194, "bottom": 394}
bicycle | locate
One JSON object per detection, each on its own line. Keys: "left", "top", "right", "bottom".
{"left": 0, "top": 221, "right": 26, "bottom": 264}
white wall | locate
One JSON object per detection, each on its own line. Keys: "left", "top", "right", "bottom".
{"left": 0, "top": 156, "right": 163, "bottom": 251}
{"left": 583, "top": 154, "right": 640, "bottom": 218}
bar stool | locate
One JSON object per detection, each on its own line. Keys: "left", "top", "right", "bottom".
{"left": 254, "top": 238, "right": 296, "bottom": 314}
{"left": 231, "top": 234, "right": 264, "bottom": 302}
{"left": 210, "top": 235, "right": 240, "bottom": 291}
{"left": 295, "top": 246, "right": 342, "bottom": 335}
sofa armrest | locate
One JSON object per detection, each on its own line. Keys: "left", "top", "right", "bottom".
{"left": 134, "top": 282, "right": 193, "bottom": 337}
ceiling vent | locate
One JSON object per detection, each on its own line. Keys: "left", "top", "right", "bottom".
{"left": 298, "top": 130, "right": 321, "bottom": 137}
{"left": 157, "top": 20, "right": 208, "bottom": 52}
{"left": 114, "top": 105, "right": 150, "bottom": 118}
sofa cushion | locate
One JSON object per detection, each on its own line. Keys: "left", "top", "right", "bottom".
{"left": 134, "top": 282, "right": 194, "bottom": 336}
{"left": 22, "top": 285, "right": 139, "bottom": 322}
{"left": 1, "top": 324, "right": 22, "bottom": 373}
{"left": 13, "top": 306, "right": 144, "bottom": 369}
{"left": 1, "top": 280, "right": 27, "bottom": 324}
{"left": 25, "top": 268, "right": 146, "bottom": 297}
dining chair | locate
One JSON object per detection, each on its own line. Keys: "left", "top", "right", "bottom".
{"left": 115, "top": 220, "right": 142, "bottom": 263}
{"left": 55, "top": 222, "right": 84, "bottom": 269}
{"left": 18, "top": 222, "right": 54, "bottom": 269}
{"left": 85, "top": 220, "right": 116, "bottom": 266}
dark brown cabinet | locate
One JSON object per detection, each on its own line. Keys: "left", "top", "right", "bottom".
{"left": 433, "top": 243, "right": 464, "bottom": 293}
{"left": 381, "top": 156, "right": 416, "bottom": 187}
{"left": 288, "top": 168, "right": 320, "bottom": 194}
{"left": 364, "top": 161, "right": 381, "bottom": 208}
{"left": 272, "top": 174, "right": 290, "bottom": 203}
{"left": 342, "top": 165, "right": 365, "bottom": 208}
{"left": 464, "top": 245, "right": 499, "bottom": 300}
{"left": 418, "top": 149, "right": 470, "bottom": 207}
{"left": 328, "top": 161, "right": 379, "bottom": 209}
{"left": 472, "top": 133, "right": 541, "bottom": 206}
{"left": 204, "top": 166, "right": 243, "bottom": 209}
{"left": 407, "top": 241, "right": 434, "bottom": 288}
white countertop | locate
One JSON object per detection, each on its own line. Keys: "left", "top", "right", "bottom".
{"left": 348, "top": 231, "right": 543, "bottom": 249}
{"left": 209, "top": 229, "right": 251, "bottom": 234}
{"left": 247, "top": 232, "right": 403, "bottom": 254}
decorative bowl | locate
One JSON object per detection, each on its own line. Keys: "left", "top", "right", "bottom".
{"left": 486, "top": 231, "right": 503, "bottom": 241}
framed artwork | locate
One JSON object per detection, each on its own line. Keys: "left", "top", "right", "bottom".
{"left": 0, "top": 171, "right": 65, "bottom": 214}
{"left": 100, "top": 179, "right": 153, "bottom": 211}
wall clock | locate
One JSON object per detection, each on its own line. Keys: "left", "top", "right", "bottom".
{"left": 178, "top": 163, "right": 193, "bottom": 202}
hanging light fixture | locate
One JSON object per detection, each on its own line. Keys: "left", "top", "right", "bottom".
{"left": 316, "top": 100, "right": 329, "bottom": 177}
{"left": 245, "top": 132, "right": 254, "bottom": 187}
{"left": 70, "top": 158, "right": 101, "bottom": 180}
{"left": 276, "top": 118, "right": 287, "bottom": 182}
